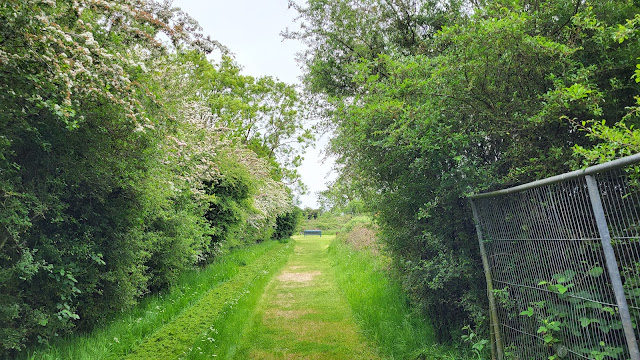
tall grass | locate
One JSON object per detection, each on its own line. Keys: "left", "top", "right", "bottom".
{"left": 328, "top": 238, "right": 462, "bottom": 359}
{"left": 21, "top": 240, "right": 286, "bottom": 360}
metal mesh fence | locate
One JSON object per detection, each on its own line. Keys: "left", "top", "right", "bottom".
{"left": 470, "top": 156, "right": 640, "bottom": 360}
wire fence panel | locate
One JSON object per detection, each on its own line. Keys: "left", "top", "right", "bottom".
{"left": 597, "top": 170, "right": 640, "bottom": 351}
{"left": 470, "top": 156, "right": 640, "bottom": 360}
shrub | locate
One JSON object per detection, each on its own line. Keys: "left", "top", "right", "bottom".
{"left": 272, "top": 207, "right": 302, "bottom": 241}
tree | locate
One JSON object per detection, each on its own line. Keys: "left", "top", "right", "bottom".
{"left": 284, "top": 0, "right": 470, "bottom": 96}
{"left": 272, "top": 207, "right": 303, "bottom": 240}
{"left": 173, "top": 52, "right": 313, "bottom": 192}
{"left": 290, "top": 0, "right": 640, "bottom": 342}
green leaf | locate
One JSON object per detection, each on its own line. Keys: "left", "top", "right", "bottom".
{"left": 537, "top": 326, "right": 548, "bottom": 334}
{"left": 580, "top": 317, "right": 590, "bottom": 327}
{"left": 553, "top": 270, "right": 576, "bottom": 284}
{"left": 589, "top": 266, "right": 604, "bottom": 277}
{"left": 520, "top": 307, "right": 534, "bottom": 317}
{"left": 563, "top": 83, "right": 593, "bottom": 101}
{"left": 580, "top": 317, "right": 600, "bottom": 327}
{"left": 543, "top": 334, "right": 555, "bottom": 344}
{"left": 548, "top": 321, "right": 561, "bottom": 331}
{"left": 602, "top": 306, "right": 615, "bottom": 315}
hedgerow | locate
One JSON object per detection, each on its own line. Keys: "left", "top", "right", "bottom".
{"left": 0, "top": 1, "right": 308, "bottom": 356}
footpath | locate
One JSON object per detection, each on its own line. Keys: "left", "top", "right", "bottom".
{"left": 233, "top": 235, "right": 380, "bottom": 359}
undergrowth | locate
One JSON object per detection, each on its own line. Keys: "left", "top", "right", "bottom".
{"left": 22, "top": 240, "right": 289, "bottom": 360}
{"left": 329, "top": 237, "right": 463, "bottom": 359}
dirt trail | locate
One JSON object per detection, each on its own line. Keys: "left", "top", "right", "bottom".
{"left": 233, "top": 235, "right": 380, "bottom": 359}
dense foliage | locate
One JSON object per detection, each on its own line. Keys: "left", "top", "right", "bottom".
{"left": 272, "top": 208, "right": 303, "bottom": 241}
{"left": 0, "top": 0, "right": 307, "bottom": 355}
{"left": 289, "top": 0, "right": 640, "bottom": 342}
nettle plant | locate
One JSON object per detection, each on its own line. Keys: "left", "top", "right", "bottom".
{"left": 516, "top": 267, "right": 627, "bottom": 360}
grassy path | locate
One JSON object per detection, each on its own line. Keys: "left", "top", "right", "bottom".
{"left": 24, "top": 234, "right": 460, "bottom": 360}
{"left": 124, "top": 242, "right": 292, "bottom": 360}
{"left": 233, "top": 235, "right": 380, "bottom": 359}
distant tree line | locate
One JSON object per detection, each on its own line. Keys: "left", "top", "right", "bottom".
{"left": 303, "top": 207, "right": 321, "bottom": 220}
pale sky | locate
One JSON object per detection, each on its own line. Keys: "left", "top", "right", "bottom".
{"left": 171, "top": 0, "right": 336, "bottom": 208}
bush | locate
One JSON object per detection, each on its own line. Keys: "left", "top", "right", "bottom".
{"left": 202, "top": 156, "right": 254, "bottom": 257}
{"left": 272, "top": 208, "right": 302, "bottom": 241}
{"left": 0, "top": 2, "right": 299, "bottom": 356}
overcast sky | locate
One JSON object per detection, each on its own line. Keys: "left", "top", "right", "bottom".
{"left": 171, "top": 0, "right": 335, "bottom": 209}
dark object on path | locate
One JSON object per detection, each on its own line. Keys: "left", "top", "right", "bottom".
{"left": 303, "top": 230, "right": 322, "bottom": 237}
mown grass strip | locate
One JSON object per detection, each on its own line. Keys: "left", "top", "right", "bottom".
{"left": 23, "top": 240, "right": 288, "bottom": 360}
{"left": 328, "top": 239, "right": 461, "bottom": 360}
{"left": 182, "top": 241, "right": 292, "bottom": 359}
{"left": 232, "top": 235, "right": 380, "bottom": 360}
{"left": 125, "top": 241, "right": 292, "bottom": 360}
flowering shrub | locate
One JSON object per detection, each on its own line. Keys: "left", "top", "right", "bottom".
{"left": 0, "top": 1, "right": 304, "bottom": 355}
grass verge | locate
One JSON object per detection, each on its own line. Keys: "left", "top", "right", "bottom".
{"left": 328, "top": 238, "right": 462, "bottom": 359}
{"left": 23, "top": 240, "right": 290, "bottom": 360}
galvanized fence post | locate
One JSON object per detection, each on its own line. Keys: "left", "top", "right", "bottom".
{"left": 585, "top": 174, "right": 640, "bottom": 360}
{"left": 470, "top": 199, "right": 504, "bottom": 360}
{"left": 489, "top": 322, "right": 497, "bottom": 360}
